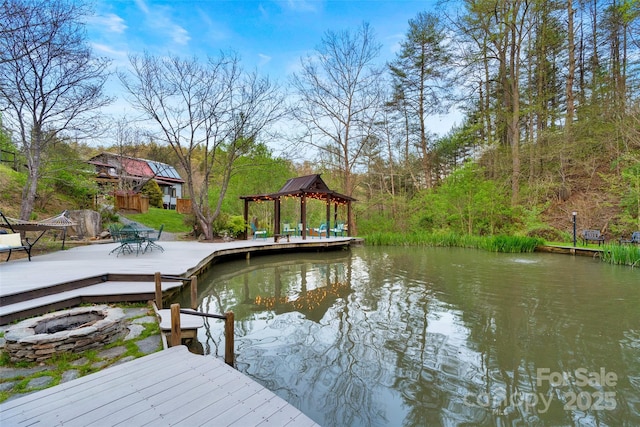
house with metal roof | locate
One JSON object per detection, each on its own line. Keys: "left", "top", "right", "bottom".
{"left": 88, "top": 153, "right": 185, "bottom": 209}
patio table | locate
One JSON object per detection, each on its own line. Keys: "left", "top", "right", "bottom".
{"left": 109, "top": 224, "right": 155, "bottom": 256}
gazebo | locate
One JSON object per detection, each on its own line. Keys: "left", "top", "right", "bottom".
{"left": 240, "top": 174, "right": 355, "bottom": 240}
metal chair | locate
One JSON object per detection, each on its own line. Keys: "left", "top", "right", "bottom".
{"left": 144, "top": 224, "right": 164, "bottom": 253}
{"left": 251, "top": 222, "right": 267, "bottom": 240}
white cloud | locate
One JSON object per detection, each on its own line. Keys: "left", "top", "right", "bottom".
{"left": 137, "top": 3, "right": 191, "bottom": 47}
{"left": 170, "top": 25, "right": 191, "bottom": 45}
{"left": 135, "top": 0, "right": 150, "bottom": 15}
{"left": 91, "top": 42, "right": 127, "bottom": 58}
{"left": 258, "top": 53, "right": 272, "bottom": 67}
{"left": 285, "top": 0, "right": 322, "bottom": 12}
{"left": 89, "top": 13, "right": 127, "bottom": 34}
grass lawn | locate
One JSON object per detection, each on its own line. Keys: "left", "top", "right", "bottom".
{"left": 123, "top": 208, "right": 192, "bottom": 234}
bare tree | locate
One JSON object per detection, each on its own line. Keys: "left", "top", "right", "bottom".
{"left": 291, "top": 22, "right": 384, "bottom": 234}
{"left": 0, "top": 0, "right": 112, "bottom": 220}
{"left": 120, "top": 52, "right": 285, "bottom": 240}
{"left": 0, "top": 0, "right": 53, "bottom": 64}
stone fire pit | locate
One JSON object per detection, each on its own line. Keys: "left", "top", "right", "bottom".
{"left": 4, "top": 305, "right": 127, "bottom": 362}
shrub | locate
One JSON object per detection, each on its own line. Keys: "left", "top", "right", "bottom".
{"left": 141, "top": 180, "right": 163, "bottom": 208}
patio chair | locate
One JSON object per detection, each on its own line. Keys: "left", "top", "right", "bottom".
{"left": 283, "top": 223, "right": 296, "bottom": 236}
{"left": 330, "top": 222, "right": 346, "bottom": 237}
{"left": 251, "top": 222, "right": 267, "bottom": 240}
{"left": 108, "top": 224, "right": 136, "bottom": 256}
{"left": 144, "top": 224, "right": 164, "bottom": 253}
{"left": 313, "top": 223, "right": 328, "bottom": 238}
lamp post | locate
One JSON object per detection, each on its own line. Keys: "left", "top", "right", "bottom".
{"left": 572, "top": 212, "right": 577, "bottom": 247}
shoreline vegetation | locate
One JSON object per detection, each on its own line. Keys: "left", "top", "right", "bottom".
{"left": 363, "top": 231, "right": 640, "bottom": 267}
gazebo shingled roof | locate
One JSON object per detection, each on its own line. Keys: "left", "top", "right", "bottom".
{"left": 240, "top": 174, "right": 355, "bottom": 240}
{"left": 240, "top": 174, "right": 355, "bottom": 204}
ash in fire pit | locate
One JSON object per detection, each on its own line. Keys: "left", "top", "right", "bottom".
{"left": 5, "top": 305, "right": 127, "bottom": 362}
{"left": 34, "top": 312, "right": 104, "bottom": 334}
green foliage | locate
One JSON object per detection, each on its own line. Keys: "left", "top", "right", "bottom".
{"left": 124, "top": 207, "right": 191, "bottom": 233}
{"left": 0, "top": 119, "right": 18, "bottom": 164}
{"left": 141, "top": 180, "right": 164, "bottom": 208}
{"left": 0, "top": 164, "right": 25, "bottom": 213}
{"left": 37, "top": 139, "right": 99, "bottom": 209}
{"left": 481, "top": 235, "right": 543, "bottom": 253}
{"left": 600, "top": 244, "right": 640, "bottom": 267}
{"left": 100, "top": 207, "right": 119, "bottom": 225}
{"left": 227, "top": 215, "right": 247, "bottom": 237}
{"left": 213, "top": 147, "right": 294, "bottom": 216}
{"left": 51, "top": 169, "right": 98, "bottom": 209}
{"left": 363, "top": 230, "right": 543, "bottom": 253}
{"left": 410, "top": 162, "right": 515, "bottom": 235}
{"left": 210, "top": 213, "right": 246, "bottom": 238}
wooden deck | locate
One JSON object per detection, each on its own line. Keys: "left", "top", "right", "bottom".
{"left": 0, "top": 237, "right": 349, "bottom": 426}
{"left": 0, "top": 345, "right": 320, "bottom": 426}
{"left": 0, "top": 237, "right": 353, "bottom": 324}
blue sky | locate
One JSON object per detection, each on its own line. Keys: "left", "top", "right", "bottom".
{"left": 86, "top": 0, "right": 459, "bottom": 144}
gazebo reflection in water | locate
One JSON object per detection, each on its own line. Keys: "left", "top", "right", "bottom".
{"left": 181, "top": 251, "right": 354, "bottom": 354}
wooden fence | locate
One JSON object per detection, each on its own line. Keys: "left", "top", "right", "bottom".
{"left": 176, "top": 198, "right": 192, "bottom": 214}
{"left": 115, "top": 193, "right": 149, "bottom": 213}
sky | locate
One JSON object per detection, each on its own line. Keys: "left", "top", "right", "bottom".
{"left": 85, "top": 0, "right": 460, "bottom": 150}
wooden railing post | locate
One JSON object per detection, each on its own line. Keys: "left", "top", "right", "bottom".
{"left": 224, "top": 311, "right": 234, "bottom": 367}
{"left": 190, "top": 276, "right": 198, "bottom": 309}
{"left": 154, "top": 272, "right": 162, "bottom": 309}
{"left": 170, "top": 303, "right": 181, "bottom": 347}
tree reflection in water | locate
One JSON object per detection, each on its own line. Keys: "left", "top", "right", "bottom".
{"left": 171, "top": 247, "right": 640, "bottom": 427}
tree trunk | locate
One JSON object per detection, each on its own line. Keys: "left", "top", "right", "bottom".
{"left": 20, "top": 166, "right": 38, "bottom": 221}
{"left": 566, "top": 0, "right": 575, "bottom": 127}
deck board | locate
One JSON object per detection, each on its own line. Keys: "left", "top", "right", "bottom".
{"left": 0, "top": 346, "right": 319, "bottom": 427}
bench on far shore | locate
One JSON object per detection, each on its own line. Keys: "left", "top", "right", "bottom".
{"left": 0, "top": 232, "right": 32, "bottom": 262}
{"left": 619, "top": 231, "right": 640, "bottom": 245}
{"left": 581, "top": 229, "right": 605, "bottom": 246}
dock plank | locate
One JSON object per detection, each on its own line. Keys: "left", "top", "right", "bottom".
{"left": 0, "top": 346, "right": 319, "bottom": 427}
{"left": 0, "top": 348, "right": 193, "bottom": 422}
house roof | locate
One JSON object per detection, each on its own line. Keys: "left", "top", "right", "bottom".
{"left": 121, "top": 157, "right": 154, "bottom": 178}
{"left": 240, "top": 174, "right": 355, "bottom": 204}
{"left": 88, "top": 153, "right": 184, "bottom": 183}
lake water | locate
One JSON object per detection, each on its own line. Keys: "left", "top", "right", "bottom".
{"left": 175, "top": 246, "right": 640, "bottom": 426}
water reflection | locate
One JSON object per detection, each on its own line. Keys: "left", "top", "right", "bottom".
{"left": 173, "top": 247, "right": 640, "bottom": 426}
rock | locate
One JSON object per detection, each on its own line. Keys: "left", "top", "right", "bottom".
{"left": 67, "top": 210, "right": 102, "bottom": 239}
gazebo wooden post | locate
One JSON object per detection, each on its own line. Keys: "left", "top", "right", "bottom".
{"left": 243, "top": 199, "right": 250, "bottom": 239}
{"left": 325, "top": 194, "right": 331, "bottom": 238}
{"left": 347, "top": 201, "right": 352, "bottom": 236}
{"left": 301, "top": 193, "right": 307, "bottom": 240}
{"left": 274, "top": 197, "right": 281, "bottom": 235}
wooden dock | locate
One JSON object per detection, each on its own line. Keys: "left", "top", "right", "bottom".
{"left": 0, "top": 238, "right": 349, "bottom": 425}
{"left": 536, "top": 244, "right": 604, "bottom": 257}
{"left": 0, "top": 345, "right": 319, "bottom": 426}
{"left": 0, "top": 237, "right": 354, "bottom": 324}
